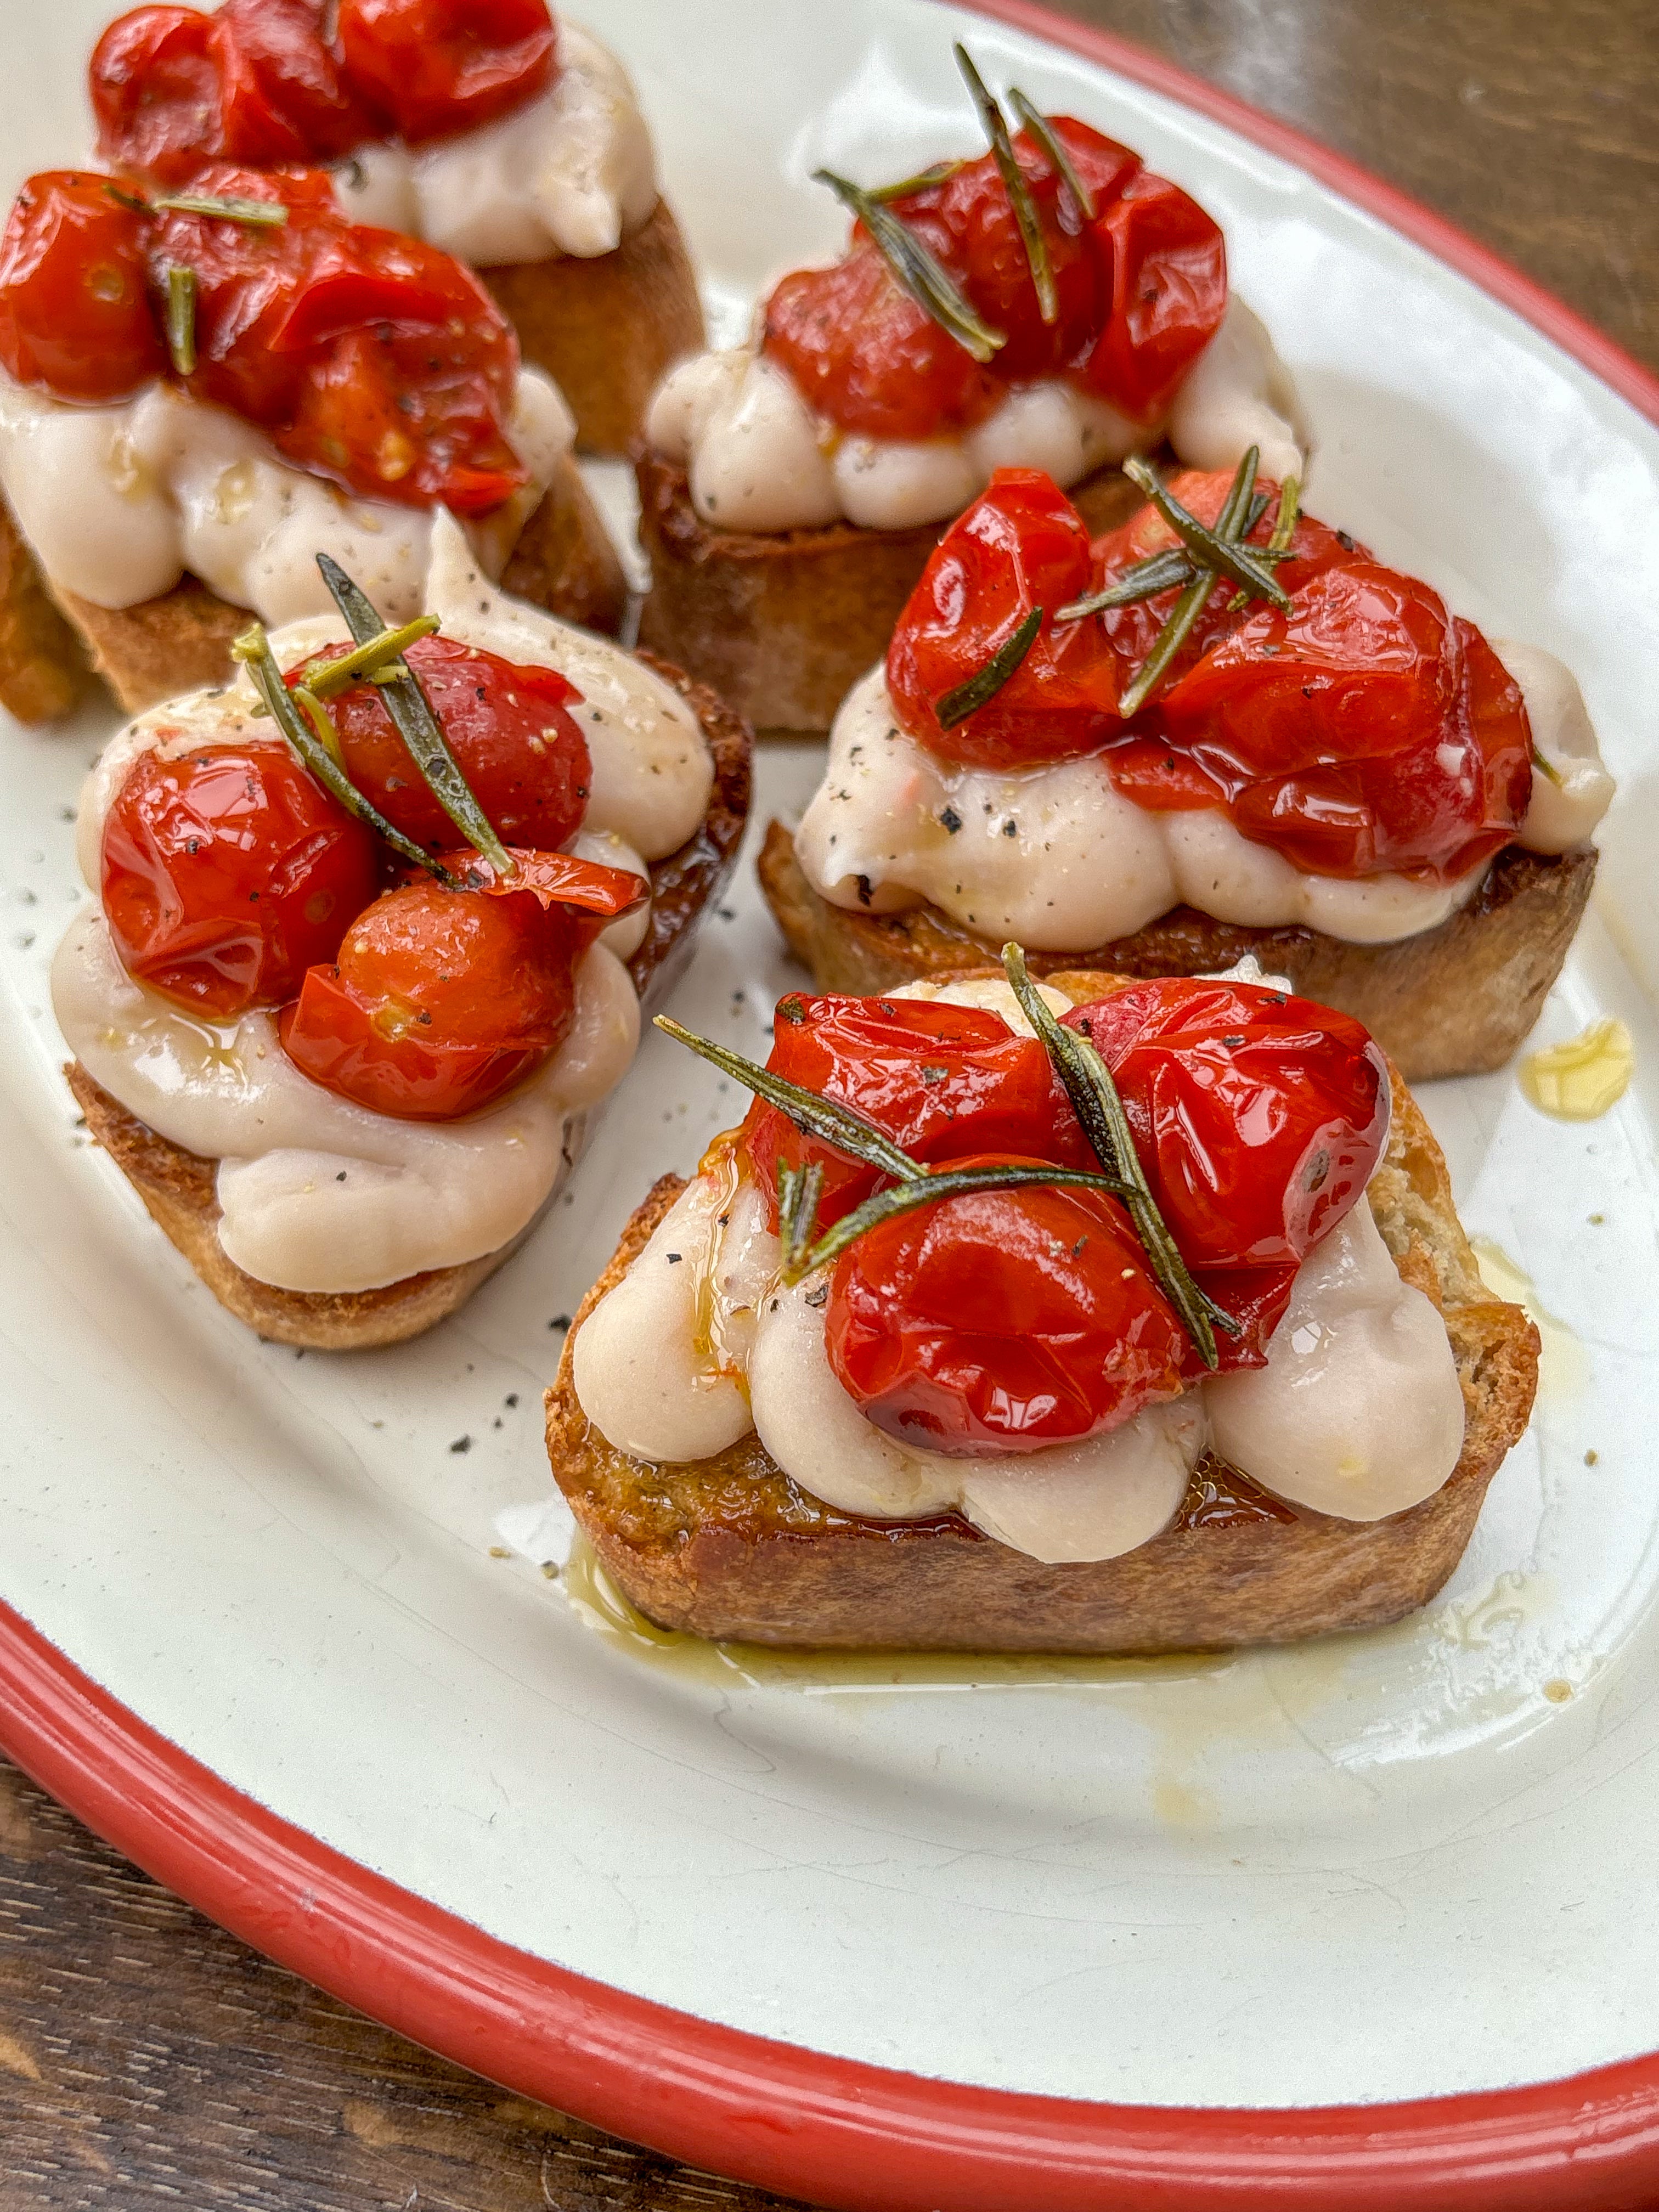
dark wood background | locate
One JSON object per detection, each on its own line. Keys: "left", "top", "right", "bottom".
{"left": 4, "top": 3, "right": 1655, "bottom": 2206}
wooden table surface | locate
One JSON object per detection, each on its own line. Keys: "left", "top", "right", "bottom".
{"left": 4, "top": 4, "right": 1656, "bottom": 2207}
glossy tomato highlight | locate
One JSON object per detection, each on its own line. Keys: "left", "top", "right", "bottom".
{"left": 336, "top": 0, "right": 557, "bottom": 146}
{"left": 101, "top": 740, "right": 380, "bottom": 1017}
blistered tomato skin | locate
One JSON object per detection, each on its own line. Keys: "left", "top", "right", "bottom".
{"left": 336, "top": 0, "right": 557, "bottom": 146}
{"left": 1069, "top": 977, "right": 1391, "bottom": 1364}
{"left": 0, "top": 173, "right": 166, "bottom": 403}
{"left": 1154, "top": 560, "right": 1534, "bottom": 881}
{"left": 146, "top": 161, "right": 526, "bottom": 512}
{"left": 277, "top": 845, "right": 641, "bottom": 1121}
{"left": 761, "top": 119, "right": 1226, "bottom": 444}
{"left": 886, "top": 469, "right": 1126, "bottom": 767}
{"left": 101, "top": 741, "right": 381, "bottom": 1017}
{"left": 91, "top": 1, "right": 382, "bottom": 187}
{"left": 305, "top": 634, "right": 591, "bottom": 855}
{"left": 739, "top": 991, "right": 1086, "bottom": 1231}
{"left": 824, "top": 1160, "right": 1188, "bottom": 1454}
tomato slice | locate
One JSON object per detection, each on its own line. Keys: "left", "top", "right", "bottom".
{"left": 823, "top": 1154, "right": 1188, "bottom": 1454}
{"left": 277, "top": 848, "right": 641, "bottom": 1121}
{"left": 101, "top": 739, "right": 381, "bottom": 1017}
{"left": 336, "top": 0, "right": 556, "bottom": 146}
{"left": 0, "top": 172, "right": 166, "bottom": 403}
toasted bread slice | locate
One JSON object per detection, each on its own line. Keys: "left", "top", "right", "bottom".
{"left": 545, "top": 991, "right": 1539, "bottom": 1654}
{"left": 5, "top": 452, "right": 627, "bottom": 726}
{"left": 757, "top": 821, "right": 1596, "bottom": 1084}
{"left": 66, "top": 654, "right": 751, "bottom": 1351}
{"left": 483, "top": 200, "right": 705, "bottom": 459}
{"left": 635, "top": 450, "right": 1145, "bottom": 734}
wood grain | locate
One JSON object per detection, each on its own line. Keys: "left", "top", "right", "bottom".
{"left": 3, "top": 5, "right": 1651, "bottom": 2205}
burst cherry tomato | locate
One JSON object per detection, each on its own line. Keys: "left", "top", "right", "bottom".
{"left": 1068, "top": 977, "right": 1391, "bottom": 1361}
{"left": 825, "top": 1159, "right": 1188, "bottom": 1455}
{"left": 762, "top": 118, "right": 1225, "bottom": 443}
{"left": 101, "top": 740, "right": 380, "bottom": 1017}
{"left": 1151, "top": 560, "right": 1534, "bottom": 881}
{"left": 91, "top": 1, "right": 384, "bottom": 186}
{"left": 740, "top": 992, "right": 1086, "bottom": 1231}
{"left": 146, "top": 162, "right": 526, "bottom": 510}
{"left": 296, "top": 634, "right": 590, "bottom": 856}
{"left": 336, "top": 0, "right": 556, "bottom": 145}
{"left": 887, "top": 469, "right": 1126, "bottom": 767}
{"left": 277, "top": 847, "right": 639, "bottom": 1120}
{"left": 0, "top": 172, "right": 165, "bottom": 402}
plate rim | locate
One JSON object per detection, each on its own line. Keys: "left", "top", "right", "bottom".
{"left": 8, "top": 3, "right": 1659, "bottom": 2204}
{"left": 4, "top": 1595, "right": 1658, "bottom": 2211}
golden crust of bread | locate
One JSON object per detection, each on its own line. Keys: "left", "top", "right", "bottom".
{"left": 0, "top": 494, "right": 91, "bottom": 723}
{"left": 16, "top": 453, "right": 627, "bottom": 725}
{"left": 483, "top": 199, "right": 706, "bottom": 459}
{"left": 634, "top": 449, "right": 1145, "bottom": 734}
{"left": 544, "top": 978, "right": 1540, "bottom": 1652}
{"left": 757, "top": 820, "right": 1597, "bottom": 1084}
{"left": 66, "top": 658, "right": 752, "bottom": 1352}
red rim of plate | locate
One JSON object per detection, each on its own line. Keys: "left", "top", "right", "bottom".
{"left": 7, "top": 9, "right": 1659, "bottom": 2208}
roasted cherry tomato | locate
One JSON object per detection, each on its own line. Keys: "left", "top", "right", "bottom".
{"left": 101, "top": 738, "right": 380, "bottom": 1017}
{"left": 277, "top": 847, "right": 638, "bottom": 1120}
{"left": 740, "top": 991, "right": 1085, "bottom": 1231}
{"left": 336, "top": 0, "right": 556, "bottom": 145}
{"left": 762, "top": 119, "right": 1224, "bottom": 443}
{"left": 0, "top": 172, "right": 166, "bottom": 402}
{"left": 824, "top": 1156, "right": 1187, "bottom": 1454}
{"left": 1069, "top": 977, "right": 1391, "bottom": 1362}
{"left": 1152, "top": 559, "right": 1533, "bottom": 881}
{"left": 296, "top": 634, "right": 590, "bottom": 855}
{"left": 146, "top": 162, "right": 526, "bottom": 510}
{"left": 91, "top": 0, "right": 382, "bottom": 186}
{"left": 887, "top": 469, "right": 1125, "bottom": 767}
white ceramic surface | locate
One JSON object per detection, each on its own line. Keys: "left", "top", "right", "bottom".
{"left": 2, "top": 0, "right": 1658, "bottom": 2117}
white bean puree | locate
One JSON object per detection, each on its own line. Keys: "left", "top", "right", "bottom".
{"left": 54, "top": 518, "right": 714, "bottom": 1294}
{"left": 646, "top": 298, "right": 1304, "bottom": 534}
{"left": 332, "top": 21, "right": 657, "bottom": 264}
{"left": 0, "top": 362, "right": 573, "bottom": 629}
{"left": 792, "top": 644, "right": 1613, "bottom": 951}
{"left": 572, "top": 981, "right": 1466, "bottom": 1563}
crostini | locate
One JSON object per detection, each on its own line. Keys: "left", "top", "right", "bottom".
{"left": 759, "top": 458, "right": 1614, "bottom": 1081}
{"left": 87, "top": 0, "right": 705, "bottom": 455}
{"left": 0, "top": 160, "right": 631, "bottom": 726}
{"left": 56, "top": 516, "right": 749, "bottom": 1350}
{"left": 637, "top": 47, "right": 1303, "bottom": 730}
{"left": 547, "top": 962, "right": 1538, "bottom": 1651}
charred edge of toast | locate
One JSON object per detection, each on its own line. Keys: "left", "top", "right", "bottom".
{"left": 544, "top": 1022, "right": 1541, "bottom": 1654}
{"left": 632, "top": 449, "right": 1149, "bottom": 736}
{"left": 67, "top": 663, "right": 753, "bottom": 1351}
{"left": 19, "top": 457, "right": 626, "bottom": 725}
{"left": 756, "top": 820, "right": 1599, "bottom": 1086}
{"left": 482, "top": 199, "right": 707, "bottom": 460}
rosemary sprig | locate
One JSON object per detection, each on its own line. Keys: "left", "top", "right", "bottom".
{"left": 230, "top": 624, "right": 456, "bottom": 884}
{"left": 1124, "top": 454, "right": 1291, "bottom": 612}
{"left": 315, "top": 553, "right": 515, "bottom": 879}
{"left": 796, "top": 1160, "right": 1131, "bottom": 1280}
{"left": 813, "top": 168, "right": 1005, "bottom": 364}
{"left": 1114, "top": 444, "right": 1272, "bottom": 715}
{"left": 1532, "top": 744, "right": 1564, "bottom": 788}
{"left": 298, "top": 615, "right": 442, "bottom": 701}
{"left": 955, "top": 46, "right": 1056, "bottom": 324}
{"left": 1116, "top": 568, "right": 1212, "bottom": 718}
{"left": 935, "top": 604, "right": 1043, "bottom": 729}
{"left": 1227, "top": 475, "right": 1300, "bottom": 613}
{"left": 108, "top": 183, "right": 289, "bottom": 228}
{"left": 1008, "top": 89, "right": 1097, "bottom": 221}
{"left": 653, "top": 1013, "right": 1131, "bottom": 1288}
{"left": 1001, "top": 943, "right": 1235, "bottom": 1366}
{"left": 776, "top": 1160, "right": 826, "bottom": 1278}
{"left": 164, "top": 264, "right": 196, "bottom": 377}
{"left": 653, "top": 1017, "right": 923, "bottom": 1187}
{"left": 868, "top": 160, "right": 966, "bottom": 202}
{"left": 1055, "top": 547, "right": 1198, "bottom": 623}
{"left": 289, "top": 683, "right": 343, "bottom": 766}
